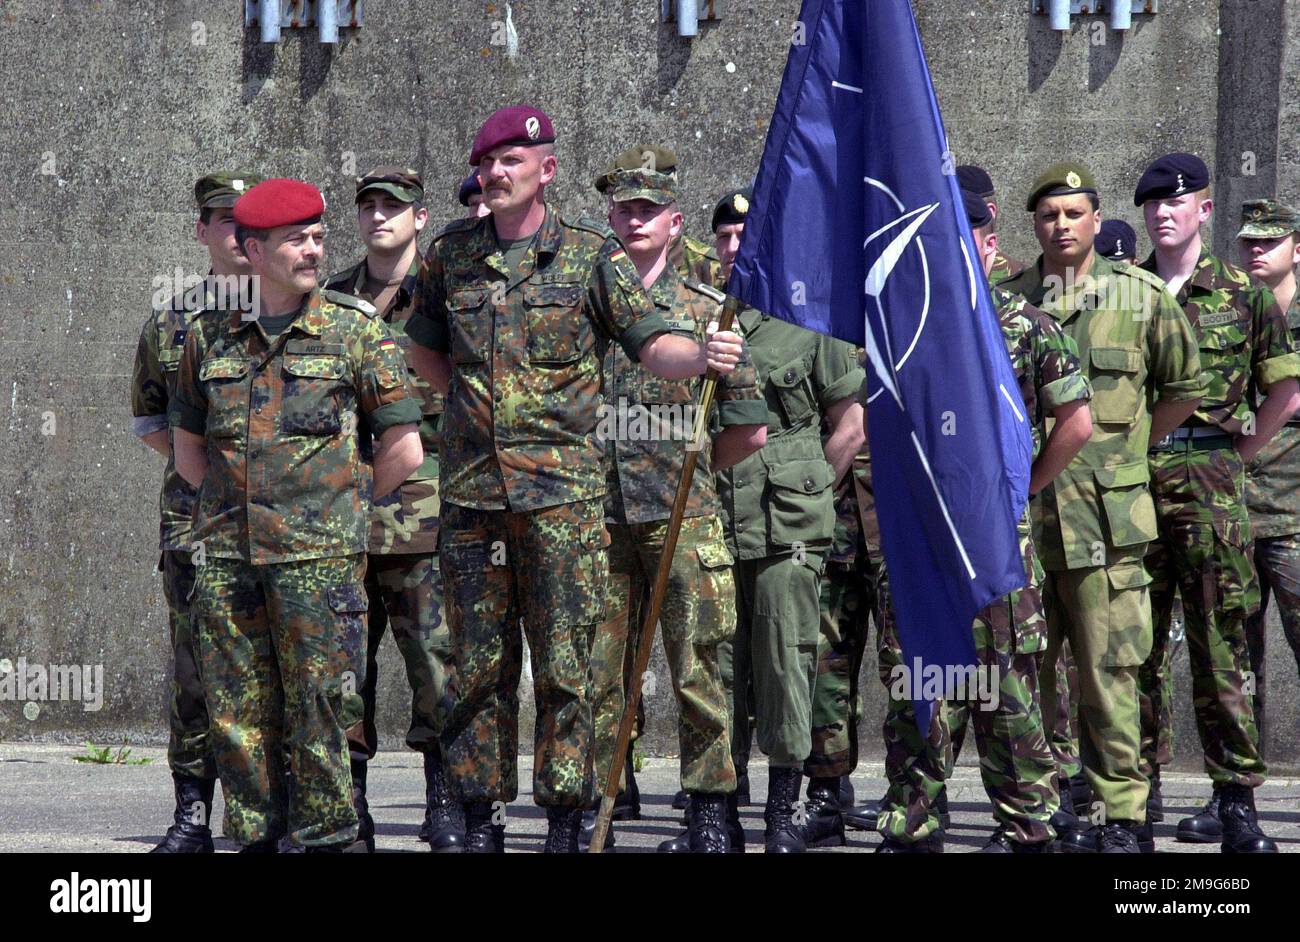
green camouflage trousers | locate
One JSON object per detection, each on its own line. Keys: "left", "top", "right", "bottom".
{"left": 724, "top": 553, "right": 824, "bottom": 768}
{"left": 1138, "top": 595, "right": 1181, "bottom": 775}
{"left": 1245, "top": 535, "right": 1300, "bottom": 747}
{"left": 1040, "top": 560, "right": 1151, "bottom": 823}
{"left": 1139, "top": 447, "right": 1265, "bottom": 788}
{"left": 878, "top": 566, "right": 1058, "bottom": 844}
{"left": 345, "top": 552, "right": 454, "bottom": 760}
{"left": 804, "top": 554, "right": 874, "bottom": 780}
{"left": 591, "top": 515, "right": 737, "bottom": 796}
{"left": 161, "top": 550, "right": 215, "bottom": 780}
{"left": 438, "top": 500, "right": 608, "bottom": 808}
{"left": 1048, "top": 641, "right": 1083, "bottom": 783}
{"left": 191, "top": 553, "right": 367, "bottom": 847}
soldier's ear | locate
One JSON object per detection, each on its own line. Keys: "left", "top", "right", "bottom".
{"left": 413, "top": 206, "right": 429, "bottom": 232}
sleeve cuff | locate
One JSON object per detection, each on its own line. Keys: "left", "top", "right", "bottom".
{"left": 717, "top": 398, "right": 770, "bottom": 428}
{"left": 368, "top": 398, "right": 424, "bottom": 437}
{"left": 1158, "top": 377, "right": 1209, "bottom": 402}
{"left": 818, "top": 366, "right": 868, "bottom": 410}
{"left": 132, "top": 414, "right": 168, "bottom": 437}
{"left": 619, "top": 312, "right": 672, "bottom": 363}
{"left": 405, "top": 312, "right": 450, "bottom": 354}
{"left": 1255, "top": 353, "right": 1300, "bottom": 390}
{"left": 1039, "top": 375, "right": 1093, "bottom": 413}
{"left": 170, "top": 400, "right": 207, "bottom": 436}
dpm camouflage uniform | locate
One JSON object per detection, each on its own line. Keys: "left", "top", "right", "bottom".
{"left": 1138, "top": 251, "right": 1300, "bottom": 788}
{"left": 131, "top": 280, "right": 218, "bottom": 781}
{"left": 876, "top": 288, "right": 1092, "bottom": 846}
{"left": 989, "top": 250, "right": 1027, "bottom": 287}
{"left": 592, "top": 267, "right": 766, "bottom": 797}
{"left": 405, "top": 207, "right": 671, "bottom": 808}
{"left": 1000, "top": 255, "right": 1204, "bottom": 825}
{"left": 1245, "top": 296, "right": 1300, "bottom": 717}
{"left": 171, "top": 287, "right": 421, "bottom": 846}
{"left": 324, "top": 257, "right": 452, "bottom": 760}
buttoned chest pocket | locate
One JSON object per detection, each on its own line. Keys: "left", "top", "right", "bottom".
{"left": 769, "top": 358, "right": 816, "bottom": 427}
{"left": 447, "top": 288, "right": 491, "bottom": 364}
{"left": 640, "top": 318, "right": 699, "bottom": 404}
{"left": 1196, "top": 318, "right": 1249, "bottom": 394}
{"left": 282, "top": 356, "right": 346, "bottom": 436}
{"left": 198, "top": 357, "right": 251, "bottom": 439}
{"left": 524, "top": 283, "right": 586, "bottom": 366}
{"left": 1088, "top": 347, "right": 1144, "bottom": 426}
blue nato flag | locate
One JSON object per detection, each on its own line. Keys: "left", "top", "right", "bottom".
{"left": 727, "top": 0, "right": 1033, "bottom": 727}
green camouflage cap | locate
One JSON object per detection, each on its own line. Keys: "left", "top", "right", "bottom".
{"left": 606, "top": 168, "right": 678, "bottom": 206}
{"left": 194, "top": 171, "right": 263, "bottom": 210}
{"left": 594, "top": 144, "right": 679, "bottom": 193}
{"left": 1025, "top": 161, "right": 1098, "bottom": 211}
{"left": 1236, "top": 199, "right": 1300, "bottom": 240}
{"left": 355, "top": 165, "right": 424, "bottom": 204}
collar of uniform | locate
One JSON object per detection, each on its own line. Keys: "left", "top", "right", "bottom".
{"left": 1138, "top": 246, "right": 1217, "bottom": 298}
{"left": 1014, "top": 254, "right": 1112, "bottom": 318}
{"left": 327, "top": 260, "right": 367, "bottom": 297}
{"left": 737, "top": 304, "right": 764, "bottom": 334}
{"left": 226, "top": 287, "right": 323, "bottom": 336}
{"left": 649, "top": 264, "right": 683, "bottom": 309}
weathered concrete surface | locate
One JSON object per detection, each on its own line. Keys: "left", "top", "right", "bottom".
{"left": 0, "top": 1, "right": 1297, "bottom": 765}
{"left": 3, "top": 742, "right": 1297, "bottom": 852}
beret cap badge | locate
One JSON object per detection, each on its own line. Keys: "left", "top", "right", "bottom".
{"left": 733, "top": 194, "right": 749, "bottom": 213}
{"left": 1065, "top": 171, "right": 1081, "bottom": 188}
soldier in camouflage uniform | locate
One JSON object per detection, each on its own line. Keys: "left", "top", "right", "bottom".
{"left": 586, "top": 167, "right": 768, "bottom": 853}
{"left": 1241, "top": 199, "right": 1300, "bottom": 750}
{"left": 593, "top": 144, "right": 724, "bottom": 291}
{"left": 873, "top": 190, "right": 1095, "bottom": 853}
{"left": 402, "top": 106, "right": 745, "bottom": 853}
{"left": 958, "top": 164, "right": 1026, "bottom": 283}
{"left": 1000, "top": 162, "right": 1206, "bottom": 853}
{"left": 131, "top": 170, "right": 262, "bottom": 853}
{"left": 171, "top": 179, "right": 425, "bottom": 851}
{"left": 324, "top": 166, "right": 462, "bottom": 852}
{"left": 708, "top": 188, "right": 867, "bottom": 853}
{"left": 1133, "top": 156, "right": 1299, "bottom": 855}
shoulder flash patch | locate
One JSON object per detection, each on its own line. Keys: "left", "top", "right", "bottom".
{"left": 322, "top": 288, "right": 378, "bottom": 317}
{"left": 689, "top": 282, "right": 727, "bottom": 303}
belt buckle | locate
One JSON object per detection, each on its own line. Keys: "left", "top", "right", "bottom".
{"left": 1155, "top": 433, "right": 1174, "bottom": 451}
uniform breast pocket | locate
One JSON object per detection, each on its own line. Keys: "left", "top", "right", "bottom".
{"left": 765, "top": 458, "right": 835, "bottom": 547}
{"left": 769, "top": 358, "right": 816, "bottom": 427}
{"left": 524, "top": 283, "right": 586, "bottom": 366}
{"left": 282, "top": 355, "right": 346, "bottom": 436}
{"left": 447, "top": 288, "right": 491, "bottom": 364}
{"left": 1196, "top": 321, "right": 1248, "bottom": 396}
{"left": 198, "top": 357, "right": 251, "bottom": 439}
{"left": 1088, "top": 347, "right": 1144, "bottom": 426}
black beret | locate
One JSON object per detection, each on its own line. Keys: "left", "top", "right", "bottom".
{"left": 711, "top": 187, "right": 752, "bottom": 233}
{"left": 1133, "top": 153, "right": 1209, "bottom": 207}
{"left": 961, "top": 189, "right": 993, "bottom": 229}
{"left": 956, "top": 165, "right": 995, "bottom": 201}
{"left": 457, "top": 171, "right": 482, "bottom": 207}
{"left": 1096, "top": 219, "right": 1138, "bottom": 261}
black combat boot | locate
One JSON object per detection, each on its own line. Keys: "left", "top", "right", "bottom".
{"left": 935, "top": 784, "right": 951, "bottom": 830}
{"left": 671, "top": 789, "right": 689, "bottom": 810}
{"left": 1176, "top": 789, "right": 1223, "bottom": 843}
{"left": 875, "top": 833, "right": 943, "bottom": 853}
{"left": 579, "top": 809, "right": 615, "bottom": 851}
{"left": 736, "top": 769, "right": 751, "bottom": 806}
{"left": 1050, "top": 806, "right": 1083, "bottom": 840}
{"left": 980, "top": 831, "right": 1048, "bottom": 853}
{"left": 1068, "top": 772, "right": 1093, "bottom": 816}
{"left": 1098, "top": 820, "right": 1152, "bottom": 854}
{"left": 543, "top": 807, "right": 583, "bottom": 853}
{"left": 800, "top": 777, "right": 847, "bottom": 848}
{"left": 763, "top": 767, "right": 806, "bottom": 853}
{"left": 238, "top": 838, "right": 280, "bottom": 853}
{"left": 613, "top": 744, "right": 642, "bottom": 821}
{"left": 843, "top": 796, "right": 881, "bottom": 832}
{"left": 657, "top": 792, "right": 731, "bottom": 853}
{"left": 838, "top": 776, "right": 855, "bottom": 809}
{"left": 726, "top": 791, "right": 746, "bottom": 853}
{"left": 419, "top": 749, "right": 465, "bottom": 852}
{"left": 346, "top": 758, "right": 375, "bottom": 853}
{"left": 1218, "top": 784, "right": 1277, "bottom": 853}
{"left": 150, "top": 773, "right": 216, "bottom": 854}
{"left": 463, "top": 801, "right": 505, "bottom": 854}
{"left": 1147, "top": 771, "right": 1163, "bottom": 823}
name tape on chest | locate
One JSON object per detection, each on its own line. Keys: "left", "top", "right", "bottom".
{"left": 285, "top": 339, "right": 347, "bottom": 357}
{"left": 1197, "top": 310, "right": 1238, "bottom": 329}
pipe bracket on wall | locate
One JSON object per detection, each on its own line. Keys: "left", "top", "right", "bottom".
{"left": 661, "top": 0, "right": 723, "bottom": 39}
{"left": 245, "top": 1, "right": 363, "bottom": 44}
{"left": 1032, "top": 1, "right": 1157, "bottom": 32}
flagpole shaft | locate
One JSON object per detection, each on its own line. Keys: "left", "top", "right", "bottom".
{"left": 587, "top": 297, "right": 740, "bottom": 853}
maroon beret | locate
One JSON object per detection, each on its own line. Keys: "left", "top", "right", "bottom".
{"left": 233, "top": 178, "right": 326, "bottom": 229}
{"left": 469, "top": 105, "right": 555, "bottom": 166}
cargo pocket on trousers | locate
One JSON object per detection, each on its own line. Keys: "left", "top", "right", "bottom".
{"left": 693, "top": 539, "right": 736, "bottom": 645}
{"left": 1102, "top": 562, "right": 1153, "bottom": 668}
{"left": 571, "top": 518, "right": 611, "bottom": 627}
{"left": 1010, "top": 583, "right": 1047, "bottom": 656}
{"left": 1096, "top": 460, "right": 1158, "bottom": 549}
{"left": 327, "top": 583, "right": 369, "bottom": 663}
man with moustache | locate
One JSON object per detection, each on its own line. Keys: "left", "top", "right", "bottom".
{"left": 171, "top": 179, "right": 424, "bottom": 851}
{"left": 403, "top": 106, "right": 746, "bottom": 852}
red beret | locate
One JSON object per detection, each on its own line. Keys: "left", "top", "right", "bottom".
{"left": 469, "top": 105, "right": 555, "bottom": 166}
{"left": 232, "top": 178, "right": 325, "bottom": 229}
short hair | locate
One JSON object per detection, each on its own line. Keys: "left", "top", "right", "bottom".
{"left": 199, "top": 207, "right": 215, "bottom": 226}
{"left": 234, "top": 223, "right": 271, "bottom": 255}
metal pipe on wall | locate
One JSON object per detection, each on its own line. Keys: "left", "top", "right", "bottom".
{"left": 259, "top": 0, "right": 282, "bottom": 43}
{"left": 319, "top": 0, "right": 340, "bottom": 43}
{"left": 1048, "top": 0, "right": 1072, "bottom": 32}
{"left": 677, "top": 0, "right": 699, "bottom": 38}
{"left": 1110, "top": 1, "right": 1133, "bottom": 31}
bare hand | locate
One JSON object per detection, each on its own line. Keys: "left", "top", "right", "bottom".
{"left": 705, "top": 323, "right": 744, "bottom": 374}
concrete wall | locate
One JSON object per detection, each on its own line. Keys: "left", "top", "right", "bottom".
{"left": 1, "top": 1, "right": 1296, "bottom": 769}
